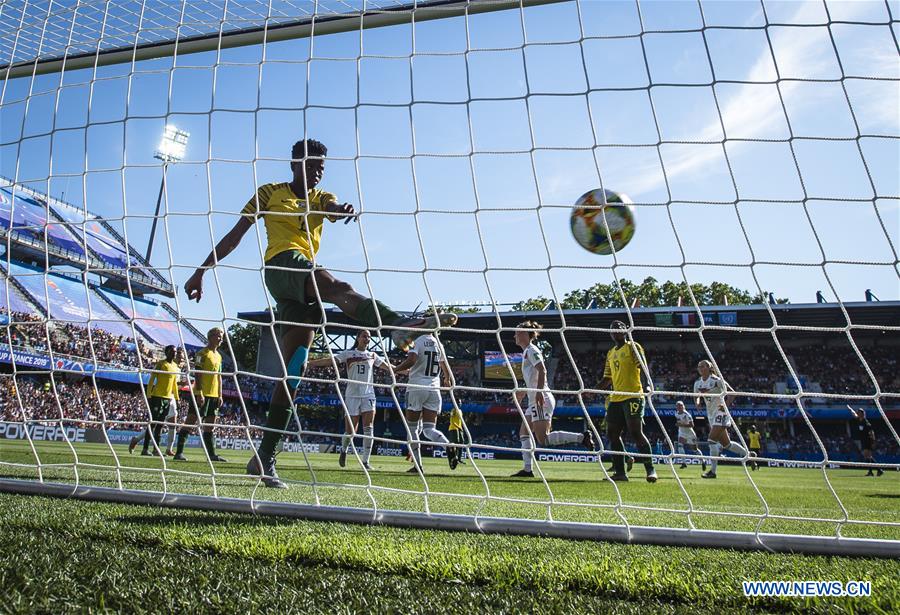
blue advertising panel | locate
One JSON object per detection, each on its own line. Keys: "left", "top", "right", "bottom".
{"left": 50, "top": 200, "right": 131, "bottom": 270}
{"left": 4, "top": 262, "right": 138, "bottom": 339}
{"left": 0, "top": 273, "right": 37, "bottom": 313}
{"left": 0, "top": 186, "right": 86, "bottom": 258}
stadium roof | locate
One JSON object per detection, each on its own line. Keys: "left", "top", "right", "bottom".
{"left": 238, "top": 300, "right": 900, "bottom": 347}
{"left": 0, "top": 176, "right": 174, "bottom": 297}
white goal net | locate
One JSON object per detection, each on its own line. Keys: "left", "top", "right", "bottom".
{"left": 0, "top": 0, "right": 898, "bottom": 557}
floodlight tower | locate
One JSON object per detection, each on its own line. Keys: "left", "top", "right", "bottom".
{"left": 146, "top": 124, "right": 189, "bottom": 262}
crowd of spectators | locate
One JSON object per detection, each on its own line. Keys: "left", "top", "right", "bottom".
{"left": 1, "top": 308, "right": 157, "bottom": 369}
{"left": 6, "top": 308, "right": 895, "bottom": 410}
{"left": 1, "top": 374, "right": 896, "bottom": 461}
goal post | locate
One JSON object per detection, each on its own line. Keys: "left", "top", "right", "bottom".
{"left": 1, "top": 0, "right": 898, "bottom": 559}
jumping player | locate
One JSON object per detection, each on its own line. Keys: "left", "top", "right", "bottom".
{"left": 306, "top": 329, "right": 392, "bottom": 470}
{"left": 599, "top": 321, "right": 656, "bottom": 483}
{"left": 173, "top": 327, "right": 227, "bottom": 462}
{"left": 184, "top": 139, "right": 456, "bottom": 488}
{"left": 674, "top": 401, "right": 706, "bottom": 471}
{"left": 393, "top": 332, "right": 457, "bottom": 473}
{"left": 511, "top": 322, "right": 594, "bottom": 478}
{"left": 693, "top": 360, "right": 753, "bottom": 478}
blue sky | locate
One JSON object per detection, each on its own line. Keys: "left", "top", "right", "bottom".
{"left": 1, "top": 0, "right": 898, "bottom": 332}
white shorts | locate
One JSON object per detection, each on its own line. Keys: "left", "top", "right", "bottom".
{"left": 527, "top": 392, "right": 555, "bottom": 422}
{"left": 678, "top": 428, "right": 698, "bottom": 445}
{"left": 708, "top": 406, "right": 732, "bottom": 429}
{"left": 407, "top": 389, "right": 442, "bottom": 413}
{"left": 166, "top": 403, "right": 178, "bottom": 421}
{"left": 345, "top": 396, "right": 376, "bottom": 417}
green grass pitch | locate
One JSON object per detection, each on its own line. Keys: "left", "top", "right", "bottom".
{"left": 1, "top": 440, "right": 898, "bottom": 613}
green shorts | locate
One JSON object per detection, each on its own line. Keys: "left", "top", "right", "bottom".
{"left": 264, "top": 250, "right": 322, "bottom": 329}
{"left": 606, "top": 397, "right": 645, "bottom": 422}
{"left": 191, "top": 397, "right": 221, "bottom": 419}
{"left": 148, "top": 397, "right": 171, "bottom": 422}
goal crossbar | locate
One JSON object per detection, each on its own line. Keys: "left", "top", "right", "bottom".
{"left": 2, "top": 478, "right": 897, "bottom": 559}
{"left": 1, "top": 0, "right": 567, "bottom": 79}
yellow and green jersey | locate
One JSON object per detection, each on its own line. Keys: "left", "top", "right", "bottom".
{"left": 449, "top": 407, "right": 463, "bottom": 432}
{"left": 194, "top": 347, "right": 222, "bottom": 399}
{"left": 147, "top": 359, "right": 180, "bottom": 399}
{"left": 602, "top": 341, "right": 646, "bottom": 402}
{"left": 240, "top": 182, "right": 338, "bottom": 262}
{"left": 748, "top": 430, "right": 762, "bottom": 449}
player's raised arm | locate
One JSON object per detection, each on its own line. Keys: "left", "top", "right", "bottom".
{"left": 393, "top": 351, "right": 417, "bottom": 374}
{"left": 321, "top": 197, "right": 359, "bottom": 225}
{"left": 306, "top": 355, "right": 341, "bottom": 369}
{"left": 184, "top": 216, "right": 254, "bottom": 302}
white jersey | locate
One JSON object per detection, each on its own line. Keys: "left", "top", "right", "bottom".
{"left": 521, "top": 343, "right": 552, "bottom": 408}
{"left": 694, "top": 374, "right": 727, "bottom": 418}
{"left": 334, "top": 349, "right": 385, "bottom": 398}
{"left": 407, "top": 334, "right": 444, "bottom": 388}
{"left": 675, "top": 409, "right": 694, "bottom": 429}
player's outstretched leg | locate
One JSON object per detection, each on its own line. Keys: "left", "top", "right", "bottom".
{"left": 309, "top": 269, "right": 457, "bottom": 352}
{"left": 677, "top": 442, "right": 687, "bottom": 469}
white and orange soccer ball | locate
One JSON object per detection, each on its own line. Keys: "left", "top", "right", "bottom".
{"left": 569, "top": 188, "right": 636, "bottom": 255}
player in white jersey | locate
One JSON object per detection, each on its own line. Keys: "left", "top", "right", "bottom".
{"left": 511, "top": 321, "right": 594, "bottom": 478}
{"left": 393, "top": 332, "right": 457, "bottom": 473}
{"left": 307, "top": 330, "right": 391, "bottom": 470}
{"left": 693, "top": 360, "right": 753, "bottom": 478}
{"left": 674, "top": 401, "right": 705, "bottom": 471}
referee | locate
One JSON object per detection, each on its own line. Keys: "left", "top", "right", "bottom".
{"left": 849, "top": 407, "right": 883, "bottom": 477}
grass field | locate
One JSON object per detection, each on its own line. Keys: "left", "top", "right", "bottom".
{"left": 1, "top": 440, "right": 899, "bottom": 613}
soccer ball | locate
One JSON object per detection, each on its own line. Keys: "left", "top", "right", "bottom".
{"left": 569, "top": 189, "right": 635, "bottom": 255}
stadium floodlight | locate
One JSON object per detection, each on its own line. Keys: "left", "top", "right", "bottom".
{"left": 146, "top": 125, "right": 190, "bottom": 262}
{"left": 154, "top": 124, "right": 190, "bottom": 164}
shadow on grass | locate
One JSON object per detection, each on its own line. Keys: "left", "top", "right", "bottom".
{"left": 865, "top": 493, "right": 900, "bottom": 499}
{"left": 115, "top": 512, "right": 294, "bottom": 527}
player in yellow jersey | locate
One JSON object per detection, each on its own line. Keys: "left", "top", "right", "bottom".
{"left": 746, "top": 424, "right": 762, "bottom": 471}
{"left": 599, "top": 321, "right": 656, "bottom": 483}
{"left": 448, "top": 404, "right": 466, "bottom": 465}
{"left": 129, "top": 345, "right": 180, "bottom": 457}
{"left": 173, "top": 327, "right": 227, "bottom": 462}
{"left": 184, "top": 139, "right": 456, "bottom": 488}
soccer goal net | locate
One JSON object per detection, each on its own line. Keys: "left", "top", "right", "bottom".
{"left": 0, "top": 0, "right": 898, "bottom": 558}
